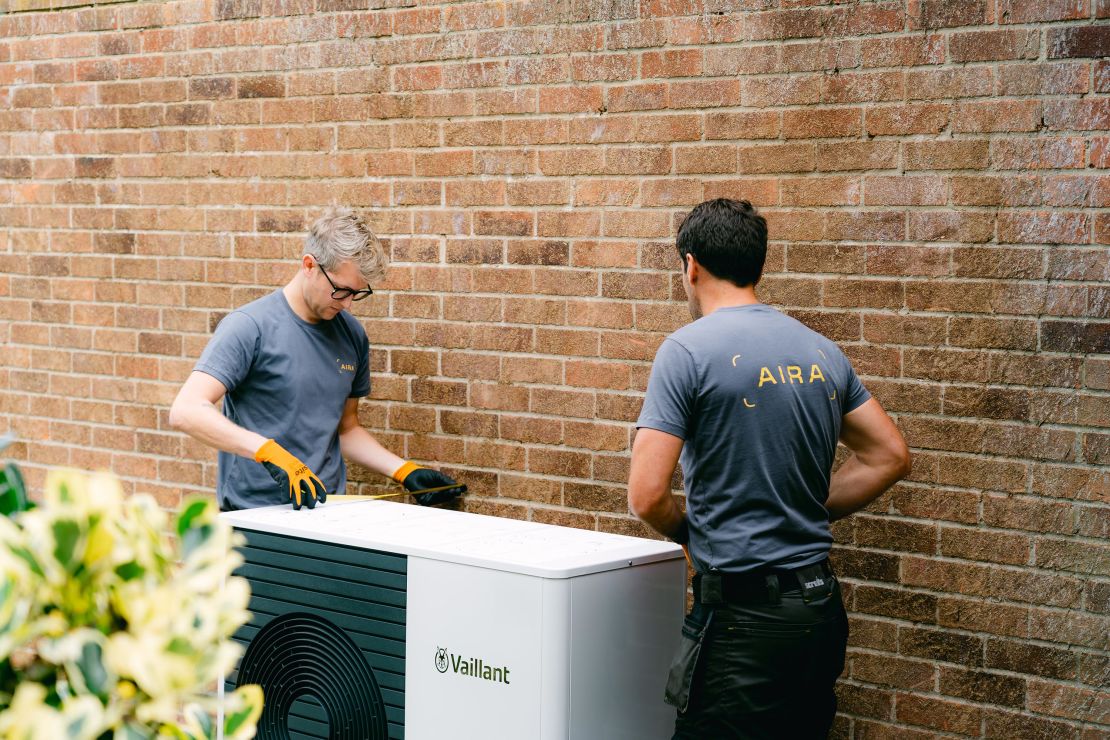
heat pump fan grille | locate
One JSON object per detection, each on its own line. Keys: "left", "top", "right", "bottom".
{"left": 238, "top": 612, "right": 388, "bottom": 740}
{"left": 230, "top": 530, "right": 407, "bottom": 739}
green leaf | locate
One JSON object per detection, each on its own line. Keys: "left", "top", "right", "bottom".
{"left": 120, "top": 721, "right": 152, "bottom": 740}
{"left": 115, "top": 561, "right": 145, "bottom": 581}
{"left": 0, "top": 462, "right": 27, "bottom": 517}
{"left": 176, "top": 499, "right": 210, "bottom": 538}
{"left": 222, "top": 706, "right": 252, "bottom": 736}
{"left": 224, "top": 685, "right": 263, "bottom": 737}
{"left": 11, "top": 544, "right": 44, "bottom": 577}
{"left": 166, "top": 637, "right": 193, "bottom": 656}
{"left": 181, "top": 525, "right": 213, "bottom": 558}
{"left": 77, "top": 640, "right": 109, "bottom": 695}
{"left": 52, "top": 519, "right": 81, "bottom": 570}
{"left": 191, "top": 708, "right": 213, "bottom": 738}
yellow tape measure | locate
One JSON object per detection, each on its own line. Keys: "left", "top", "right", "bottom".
{"left": 330, "top": 483, "right": 463, "bottom": 502}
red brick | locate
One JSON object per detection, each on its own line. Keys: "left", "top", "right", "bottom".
{"left": 783, "top": 107, "right": 862, "bottom": 138}
{"left": 951, "top": 29, "right": 1040, "bottom": 63}
{"left": 952, "top": 100, "right": 1043, "bottom": 133}
{"left": 1044, "top": 99, "right": 1110, "bottom": 131}
{"left": 607, "top": 82, "right": 667, "bottom": 113}
{"left": 864, "top": 176, "right": 945, "bottom": 206}
{"left": 738, "top": 143, "right": 815, "bottom": 174}
{"left": 571, "top": 53, "right": 637, "bottom": 82}
{"left": 998, "top": 211, "right": 1090, "bottom": 245}
{"left": 781, "top": 176, "right": 860, "bottom": 206}
{"left": 907, "top": 68, "right": 993, "bottom": 100}
{"left": 540, "top": 85, "right": 603, "bottom": 114}
{"left": 675, "top": 145, "right": 736, "bottom": 174}
{"left": 1048, "top": 25, "right": 1110, "bottom": 59}
{"left": 895, "top": 694, "right": 982, "bottom": 736}
{"left": 668, "top": 79, "right": 739, "bottom": 109}
{"left": 641, "top": 48, "right": 702, "bottom": 79}
{"left": 903, "top": 140, "right": 989, "bottom": 170}
{"left": 1000, "top": 0, "right": 1087, "bottom": 23}
{"left": 861, "top": 34, "right": 945, "bottom": 67}
{"left": 742, "top": 74, "right": 822, "bottom": 107}
{"left": 993, "top": 137, "right": 1086, "bottom": 170}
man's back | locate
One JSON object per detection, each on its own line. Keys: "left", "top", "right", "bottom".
{"left": 638, "top": 304, "right": 871, "bottom": 573}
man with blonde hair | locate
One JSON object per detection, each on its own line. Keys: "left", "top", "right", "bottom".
{"left": 171, "top": 207, "right": 465, "bottom": 511}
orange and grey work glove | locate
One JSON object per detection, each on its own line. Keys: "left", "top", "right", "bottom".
{"left": 254, "top": 439, "right": 327, "bottom": 510}
{"left": 392, "top": 461, "right": 466, "bottom": 506}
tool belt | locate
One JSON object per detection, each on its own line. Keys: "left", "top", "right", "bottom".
{"left": 693, "top": 558, "right": 835, "bottom": 606}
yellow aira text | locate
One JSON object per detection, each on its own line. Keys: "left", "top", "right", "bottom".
{"left": 758, "top": 364, "right": 826, "bottom": 387}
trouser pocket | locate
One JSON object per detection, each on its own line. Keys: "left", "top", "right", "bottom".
{"left": 664, "top": 610, "right": 713, "bottom": 712}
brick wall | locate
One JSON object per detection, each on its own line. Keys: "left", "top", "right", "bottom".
{"left": 1, "top": 0, "right": 1107, "bottom": 735}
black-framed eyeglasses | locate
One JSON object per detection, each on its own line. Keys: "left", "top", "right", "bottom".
{"left": 312, "top": 257, "right": 373, "bottom": 301}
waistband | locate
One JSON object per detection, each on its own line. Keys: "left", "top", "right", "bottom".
{"left": 693, "top": 559, "right": 834, "bottom": 606}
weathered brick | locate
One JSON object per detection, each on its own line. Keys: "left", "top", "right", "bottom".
{"left": 895, "top": 694, "right": 982, "bottom": 736}
{"left": 1047, "top": 25, "right": 1110, "bottom": 60}
{"left": 950, "top": 29, "right": 1039, "bottom": 63}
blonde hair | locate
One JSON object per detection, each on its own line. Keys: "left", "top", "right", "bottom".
{"left": 304, "top": 207, "right": 388, "bottom": 284}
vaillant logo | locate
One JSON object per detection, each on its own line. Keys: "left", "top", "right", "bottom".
{"left": 433, "top": 646, "right": 511, "bottom": 685}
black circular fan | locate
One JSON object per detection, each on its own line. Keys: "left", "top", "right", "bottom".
{"left": 237, "top": 612, "right": 389, "bottom": 740}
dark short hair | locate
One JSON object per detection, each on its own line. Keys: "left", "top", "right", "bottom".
{"left": 676, "top": 198, "right": 768, "bottom": 287}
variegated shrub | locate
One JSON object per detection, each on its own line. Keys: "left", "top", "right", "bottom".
{"left": 0, "top": 466, "right": 262, "bottom": 739}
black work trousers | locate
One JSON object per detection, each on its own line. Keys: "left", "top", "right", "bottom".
{"left": 672, "top": 579, "right": 849, "bottom": 740}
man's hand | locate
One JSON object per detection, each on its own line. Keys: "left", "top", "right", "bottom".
{"left": 255, "top": 439, "right": 327, "bottom": 510}
{"left": 392, "top": 461, "right": 466, "bottom": 506}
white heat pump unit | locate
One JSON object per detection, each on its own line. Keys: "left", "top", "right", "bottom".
{"left": 220, "top": 499, "right": 686, "bottom": 740}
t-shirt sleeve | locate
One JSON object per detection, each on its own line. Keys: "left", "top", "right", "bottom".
{"left": 840, "top": 352, "right": 871, "bottom": 414}
{"left": 351, "top": 333, "right": 371, "bottom": 398}
{"left": 193, "top": 311, "right": 260, "bottom": 393}
{"left": 636, "top": 338, "right": 698, "bottom": 440}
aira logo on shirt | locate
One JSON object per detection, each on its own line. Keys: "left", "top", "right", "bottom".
{"left": 336, "top": 357, "right": 355, "bottom": 373}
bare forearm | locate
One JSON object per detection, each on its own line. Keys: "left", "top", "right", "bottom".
{"left": 169, "top": 399, "right": 267, "bottom": 459}
{"left": 339, "top": 426, "right": 405, "bottom": 478}
{"left": 631, "top": 490, "right": 687, "bottom": 541}
{"left": 627, "top": 428, "right": 688, "bottom": 541}
{"left": 826, "top": 454, "right": 907, "bottom": 521}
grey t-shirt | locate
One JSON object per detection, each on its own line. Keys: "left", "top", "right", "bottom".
{"left": 637, "top": 304, "right": 870, "bottom": 574}
{"left": 195, "top": 290, "right": 371, "bottom": 511}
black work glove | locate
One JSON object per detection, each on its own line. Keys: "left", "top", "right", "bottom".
{"left": 392, "top": 462, "right": 466, "bottom": 506}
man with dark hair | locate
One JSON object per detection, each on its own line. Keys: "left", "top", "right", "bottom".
{"left": 628, "top": 198, "right": 911, "bottom": 738}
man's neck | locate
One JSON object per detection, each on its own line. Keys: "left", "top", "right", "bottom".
{"left": 699, "top": 281, "right": 760, "bottom": 316}
{"left": 282, "top": 275, "right": 317, "bottom": 323}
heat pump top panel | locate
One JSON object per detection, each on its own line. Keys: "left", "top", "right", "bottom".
{"left": 220, "top": 500, "right": 683, "bottom": 578}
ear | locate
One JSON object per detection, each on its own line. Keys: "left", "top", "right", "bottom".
{"left": 685, "top": 253, "right": 700, "bottom": 283}
{"left": 301, "top": 254, "right": 315, "bottom": 274}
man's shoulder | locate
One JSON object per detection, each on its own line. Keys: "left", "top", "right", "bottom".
{"left": 213, "top": 291, "right": 281, "bottom": 336}
{"left": 234, "top": 290, "right": 283, "bottom": 319}
{"left": 334, "top": 310, "right": 369, "bottom": 343}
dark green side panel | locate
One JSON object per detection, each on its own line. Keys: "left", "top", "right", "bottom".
{"left": 227, "top": 529, "right": 408, "bottom": 740}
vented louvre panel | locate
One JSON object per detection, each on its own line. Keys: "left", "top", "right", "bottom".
{"left": 229, "top": 529, "right": 407, "bottom": 739}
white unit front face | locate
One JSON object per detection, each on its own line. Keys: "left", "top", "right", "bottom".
{"left": 405, "top": 556, "right": 685, "bottom": 740}
{"left": 405, "top": 558, "right": 544, "bottom": 739}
